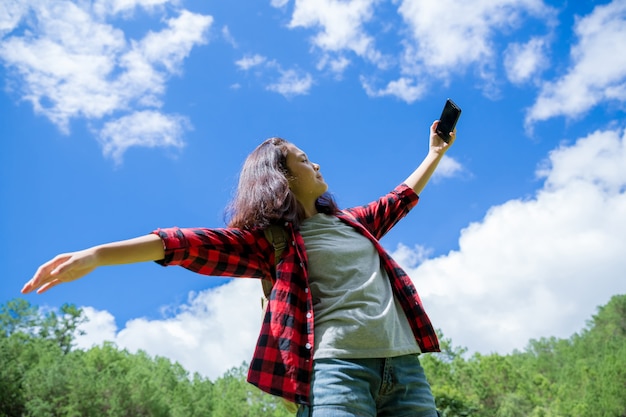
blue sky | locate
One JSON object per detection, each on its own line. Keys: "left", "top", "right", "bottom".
{"left": 2, "top": 0, "right": 625, "bottom": 379}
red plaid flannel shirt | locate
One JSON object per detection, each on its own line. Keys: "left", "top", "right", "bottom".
{"left": 153, "top": 183, "right": 440, "bottom": 405}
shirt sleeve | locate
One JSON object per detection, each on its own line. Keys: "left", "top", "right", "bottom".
{"left": 151, "top": 227, "right": 274, "bottom": 280}
{"left": 342, "top": 184, "right": 419, "bottom": 240}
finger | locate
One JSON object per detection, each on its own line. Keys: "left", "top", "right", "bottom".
{"left": 21, "top": 265, "right": 50, "bottom": 293}
{"left": 36, "top": 279, "right": 62, "bottom": 294}
{"left": 448, "top": 128, "right": 457, "bottom": 143}
{"left": 22, "top": 255, "right": 69, "bottom": 293}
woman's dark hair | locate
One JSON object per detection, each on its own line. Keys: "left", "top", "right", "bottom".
{"left": 227, "top": 137, "right": 338, "bottom": 230}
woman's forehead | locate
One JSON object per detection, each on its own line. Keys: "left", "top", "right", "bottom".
{"left": 285, "top": 143, "right": 305, "bottom": 157}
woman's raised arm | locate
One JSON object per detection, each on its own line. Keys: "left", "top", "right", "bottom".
{"left": 404, "top": 120, "right": 456, "bottom": 196}
{"left": 21, "top": 234, "right": 165, "bottom": 294}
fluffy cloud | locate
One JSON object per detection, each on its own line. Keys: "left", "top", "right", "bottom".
{"left": 504, "top": 37, "right": 549, "bottom": 85}
{"left": 270, "top": 0, "right": 555, "bottom": 102}
{"left": 236, "top": 55, "right": 314, "bottom": 97}
{"left": 76, "top": 127, "right": 625, "bottom": 376}
{"left": 396, "top": 0, "right": 555, "bottom": 98}
{"left": 98, "top": 111, "right": 190, "bottom": 164}
{"left": 399, "top": 0, "right": 552, "bottom": 72}
{"left": 7, "top": 0, "right": 622, "bottom": 144}
{"left": 526, "top": 0, "right": 626, "bottom": 126}
{"left": 0, "top": 1, "right": 211, "bottom": 162}
{"left": 266, "top": 68, "right": 314, "bottom": 97}
{"left": 397, "top": 127, "right": 626, "bottom": 354}
{"left": 235, "top": 54, "right": 267, "bottom": 71}
{"left": 361, "top": 76, "right": 427, "bottom": 103}
{"left": 432, "top": 155, "right": 464, "bottom": 181}
{"left": 92, "top": 0, "right": 174, "bottom": 17}
{"left": 75, "top": 279, "right": 262, "bottom": 380}
{"left": 287, "top": 0, "right": 383, "bottom": 65}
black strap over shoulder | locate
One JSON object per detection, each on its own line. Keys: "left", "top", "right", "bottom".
{"left": 261, "top": 224, "right": 289, "bottom": 308}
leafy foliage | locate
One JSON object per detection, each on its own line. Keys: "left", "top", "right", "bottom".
{"left": 422, "top": 294, "right": 626, "bottom": 417}
{"left": 0, "top": 299, "right": 291, "bottom": 417}
{"left": 1, "top": 295, "right": 625, "bottom": 416}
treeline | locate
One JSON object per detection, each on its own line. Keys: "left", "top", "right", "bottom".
{"left": 0, "top": 299, "right": 291, "bottom": 417}
{"left": 1, "top": 295, "right": 625, "bottom": 417}
{"left": 420, "top": 293, "right": 626, "bottom": 417}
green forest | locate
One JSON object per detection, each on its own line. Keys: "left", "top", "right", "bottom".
{"left": 1, "top": 294, "right": 625, "bottom": 417}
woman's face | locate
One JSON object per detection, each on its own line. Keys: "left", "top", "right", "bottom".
{"left": 284, "top": 144, "right": 328, "bottom": 205}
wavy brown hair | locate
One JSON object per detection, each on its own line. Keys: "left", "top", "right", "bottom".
{"left": 227, "top": 137, "right": 338, "bottom": 230}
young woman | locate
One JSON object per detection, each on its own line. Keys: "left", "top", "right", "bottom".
{"left": 22, "top": 121, "right": 456, "bottom": 417}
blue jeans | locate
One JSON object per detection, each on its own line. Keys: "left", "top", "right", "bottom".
{"left": 297, "top": 355, "right": 439, "bottom": 417}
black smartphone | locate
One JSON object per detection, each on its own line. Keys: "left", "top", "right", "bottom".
{"left": 436, "top": 98, "right": 462, "bottom": 142}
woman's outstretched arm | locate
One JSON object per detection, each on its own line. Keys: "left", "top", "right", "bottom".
{"left": 404, "top": 120, "right": 456, "bottom": 196}
{"left": 21, "top": 234, "right": 165, "bottom": 294}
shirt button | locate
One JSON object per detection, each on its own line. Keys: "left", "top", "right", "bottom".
{"left": 305, "top": 343, "right": 312, "bottom": 349}
{"left": 306, "top": 312, "right": 312, "bottom": 319}
{"left": 299, "top": 262, "right": 304, "bottom": 267}
{"left": 304, "top": 288, "right": 309, "bottom": 293}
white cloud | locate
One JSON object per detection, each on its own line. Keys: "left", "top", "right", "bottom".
{"left": 235, "top": 54, "right": 267, "bottom": 70}
{"left": 0, "top": 1, "right": 29, "bottom": 36}
{"left": 432, "top": 155, "right": 464, "bottom": 181}
{"left": 93, "top": 0, "right": 175, "bottom": 18}
{"left": 504, "top": 37, "right": 549, "bottom": 85}
{"left": 267, "top": 68, "right": 314, "bottom": 97}
{"left": 74, "top": 307, "right": 118, "bottom": 348}
{"left": 221, "top": 25, "right": 238, "bottom": 48}
{"left": 285, "top": 0, "right": 383, "bottom": 65}
{"left": 138, "top": 10, "right": 212, "bottom": 74}
{"left": 236, "top": 54, "right": 313, "bottom": 97}
{"left": 526, "top": 0, "right": 626, "bottom": 126}
{"left": 0, "top": 2, "right": 127, "bottom": 130}
{"left": 98, "top": 110, "right": 190, "bottom": 164}
{"left": 272, "top": 0, "right": 556, "bottom": 101}
{"left": 395, "top": 127, "right": 626, "bottom": 354}
{"left": 0, "top": 1, "right": 211, "bottom": 162}
{"left": 76, "top": 279, "right": 262, "bottom": 380}
{"left": 398, "top": 0, "right": 553, "bottom": 80}
{"left": 317, "top": 54, "right": 351, "bottom": 76}
{"left": 361, "top": 76, "right": 426, "bottom": 103}
{"left": 270, "top": 0, "right": 290, "bottom": 8}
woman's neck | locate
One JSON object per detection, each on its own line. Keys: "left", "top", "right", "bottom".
{"left": 301, "top": 202, "right": 319, "bottom": 219}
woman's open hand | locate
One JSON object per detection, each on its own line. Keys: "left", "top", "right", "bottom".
{"left": 22, "top": 249, "right": 98, "bottom": 294}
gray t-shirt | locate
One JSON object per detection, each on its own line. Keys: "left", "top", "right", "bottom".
{"left": 300, "top": 213, "right": 420, "bottom": 359}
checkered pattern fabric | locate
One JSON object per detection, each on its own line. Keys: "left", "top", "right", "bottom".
{"left": 153, "top": 184, "right": 440, "bottom": 404}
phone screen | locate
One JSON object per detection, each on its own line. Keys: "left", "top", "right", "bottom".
{"left": 437, "top": 99, "right": 461, "bottom": 142}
